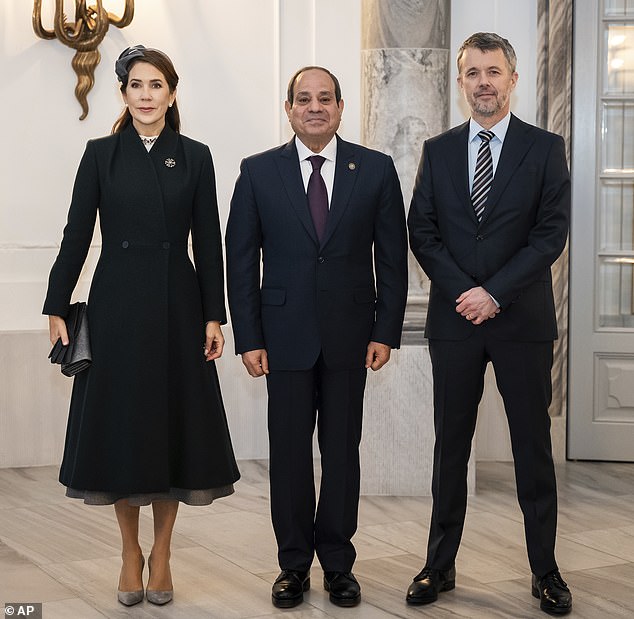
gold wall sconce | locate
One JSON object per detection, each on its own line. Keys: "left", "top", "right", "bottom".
{"left": 33, "top": 1, "right": 135, "bottom": 120}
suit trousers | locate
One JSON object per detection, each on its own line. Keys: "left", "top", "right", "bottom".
{"left": 426, "top": 328, "right": 559, "bottom": 578}
{"left": 266, "top": 354, "right": 367, "bottom": 572}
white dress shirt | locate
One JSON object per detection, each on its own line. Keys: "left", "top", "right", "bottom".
{"left": 295, "top": 135, "right": 337, "bottom": 208}
{"left": 468, "top": 113, "right": 511, "bottom": 192}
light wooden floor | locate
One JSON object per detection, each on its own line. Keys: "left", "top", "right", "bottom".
{"left": 1, "top": 460, "right": 634, "bottom": 618}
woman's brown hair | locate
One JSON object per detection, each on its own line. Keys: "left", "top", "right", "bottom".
{"left": 112, "top": 48, "right": 180, "bottom": 134}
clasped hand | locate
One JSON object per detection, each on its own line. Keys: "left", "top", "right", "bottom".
{"left": 455, "top": 286, "right": 500, "bottom": 325}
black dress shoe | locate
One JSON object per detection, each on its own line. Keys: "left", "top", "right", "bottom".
{"left": 323, "top": 571, "right": 361, "bottom": 607}
{"left": 271, "top": 570, "right": 310, "bottom": 608}
{"left": 406, "top": 566, "right": 456, "bottom": 605}
{"left": 531, "top": 570, "right": 572, "bottom": 615}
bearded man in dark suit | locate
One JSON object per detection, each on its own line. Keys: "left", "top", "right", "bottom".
{"left": 226, "top": 66, "right": 408, "bottom": 609}
{"left": 406, "top": 33, "right": 572, "bottom": 616}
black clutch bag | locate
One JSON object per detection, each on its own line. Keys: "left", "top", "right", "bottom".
{"left": 48, "top": 302, "right": 92, "bottom": 377}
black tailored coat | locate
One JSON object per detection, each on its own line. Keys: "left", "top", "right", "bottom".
{"left": 226, "top": 136, "right": 408, "bottom": 371}
{"left": 43, "top": 123, "right": 239, "bottom": 494}
{"left": 408, "top": 114, "right": 570, "bottom": 342}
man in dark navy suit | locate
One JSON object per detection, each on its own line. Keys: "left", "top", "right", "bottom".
{"left": 226, "top": 66, "right": 408, "bottom": 609}
{"left": 406, "top": 33, "right": 572, "bottom": 615}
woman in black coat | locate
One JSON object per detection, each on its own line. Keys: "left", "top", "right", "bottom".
{"left": 44, "top": 46, "right": 240, "bottom": 606}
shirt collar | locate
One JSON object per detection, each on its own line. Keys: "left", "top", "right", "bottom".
{"left": 295, "top": 134, "right": 338, "bottom": 162}
{"left": 469, "top": 113, "right": 511, "bottom": 144}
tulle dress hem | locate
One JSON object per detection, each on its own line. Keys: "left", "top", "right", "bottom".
{"left": 65, "top": 483, "right": 235, "bottom": 506}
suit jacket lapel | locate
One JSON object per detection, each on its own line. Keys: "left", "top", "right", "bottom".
{"left": 275, "top": 138, "right": 319, "bottom": 245}
{"left": 482, "top": 114, "right": 535, "bottom": 223}
{"left": 444, "top": 122, "right": 476, "bottom": 223}
{"left": 321, "top": 136, "right": 358, "bottom": 249}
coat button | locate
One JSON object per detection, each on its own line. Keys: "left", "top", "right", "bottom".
{"left": 476, "top": 235, "right": 484, "bottom": 241}
{"left": 122, "top": 240, "right": 129, "bottom": 248}
{"left": 162, "top": 241, "right": 170, "bottom": 249}
{"left": 317, "top": 256, "right": 325, "bottom": 263}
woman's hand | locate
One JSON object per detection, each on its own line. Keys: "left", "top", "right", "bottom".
{"left": 204, "top": 321, "right": 224, "bottom": 361}
{"left": 49, "top": 315, "right": 69, "bottom": 346}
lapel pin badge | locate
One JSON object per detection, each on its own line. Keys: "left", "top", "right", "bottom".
{"left": 164, "top": 158, "right": 176, "bottom": 168}
{"left": 348, "top": 162, "right": 356, "bottom": 170}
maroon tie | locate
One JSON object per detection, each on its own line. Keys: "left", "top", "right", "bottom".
{"left": 307, "top": 155, "right": 328, "bottom": 241}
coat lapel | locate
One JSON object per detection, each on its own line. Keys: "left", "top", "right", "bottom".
{"left": 148, "top": 123, "right": 179, "bottom": 173}
{"left": 320, "top": 136, "right": 359, "bottom": 249}
{"left": 120, "top": 124, "right": 168, "bottom": 237}
{"left": 481, "top": 114, "right": 535, "bottom": 223}
{"left": 275, "top": 138, "right": 319, "bottom": 245}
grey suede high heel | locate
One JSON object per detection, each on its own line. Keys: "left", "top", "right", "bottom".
{"left": 146, "top": 589, "right": 173, "bottom": 605}
{"left": 146, "top": 554, "right": 173, "bottom": 605}
{"left": 117, "top": 555, "right": 145, "bottom": 606}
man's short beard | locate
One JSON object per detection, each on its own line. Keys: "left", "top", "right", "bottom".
{"left": 473, "top": 102, "right": 499, "bottom": 116}
{"left": 472, "top": 93, "right": 509, "bottom": 117}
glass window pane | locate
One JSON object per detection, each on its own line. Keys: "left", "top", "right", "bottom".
{"left": 602, "top": 101, "right": 634, "bottom": 171}
{"left": 605, "top": 24, "right": 634, "bottom": 93}
{"left": 600, "top": 180, "right": 634, "bottom": 251}
{"left": 605, "top": 0, "right": 634, "bottom": 17}
{"left": 599, "top": 258, "right": 634, "bottom": 327}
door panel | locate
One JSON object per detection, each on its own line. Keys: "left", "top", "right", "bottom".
{"left": 569, "top": 0, "right": 634, "bottom": 460}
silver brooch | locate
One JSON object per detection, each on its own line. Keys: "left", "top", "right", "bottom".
{"left": 348, "top": 162, "right": 356, "bottom": 170}
{"left": 164, "top": 158, "right": 176, "bottom": 168}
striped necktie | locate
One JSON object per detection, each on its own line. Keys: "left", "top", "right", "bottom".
{"left": 471, "top": 130, "right": 495, "bottom": 221}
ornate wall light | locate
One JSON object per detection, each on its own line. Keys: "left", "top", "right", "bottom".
{"left": 33, "top": 1, "right": 135, "bottom": 120}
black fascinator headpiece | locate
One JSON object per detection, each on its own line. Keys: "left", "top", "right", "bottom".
{"left": 115, "top": 45, "right": 147, "bottom": 83}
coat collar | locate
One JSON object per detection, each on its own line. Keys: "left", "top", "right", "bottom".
{"left": 120, "top": 121, "right": 179, "bottom": 162}
{"left": 119, "top": 123, "right": 176, "bottom": 237}
{"left": 276, "top": 134, "right": 360, "bottom": 248}
{"left": 148, "top": 123, "right": 180, "bottom": 167}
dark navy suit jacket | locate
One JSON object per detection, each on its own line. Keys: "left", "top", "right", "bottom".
{"left": 226, "top": 135, "right": 408, "bottom": 370}
{"left": 408, "top": 114, "right": 570, "bottom": 342}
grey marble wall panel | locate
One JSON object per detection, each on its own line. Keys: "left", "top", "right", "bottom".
{"left": 361, "top": 0, "right": 450, "bottom": 324}
{"left": 361, "top": 0, "right": 449, "bottom": 49}
{"left": 358, "top": 0, "right": 453, "bottom": 493}
{"left": 362, "top": 48, "right": 448, "bottom": 310}
{"left": 536, "top": 0, "right": 572, "bottom": 422}
{"left": 362, "top": 48, "right": 449, "bottom": 207}
{"left": 361, "top": 344, "right": 475, "bottom": 495}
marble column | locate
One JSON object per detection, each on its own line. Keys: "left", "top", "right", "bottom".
{"left": 536, "top": 0, "right": 572, "bottom": 424}
{"left": 361, "top": 0, "right": 450, "bottom": 331}
{"left": 358, "top": 1, "right": 473, "bottom": 496}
